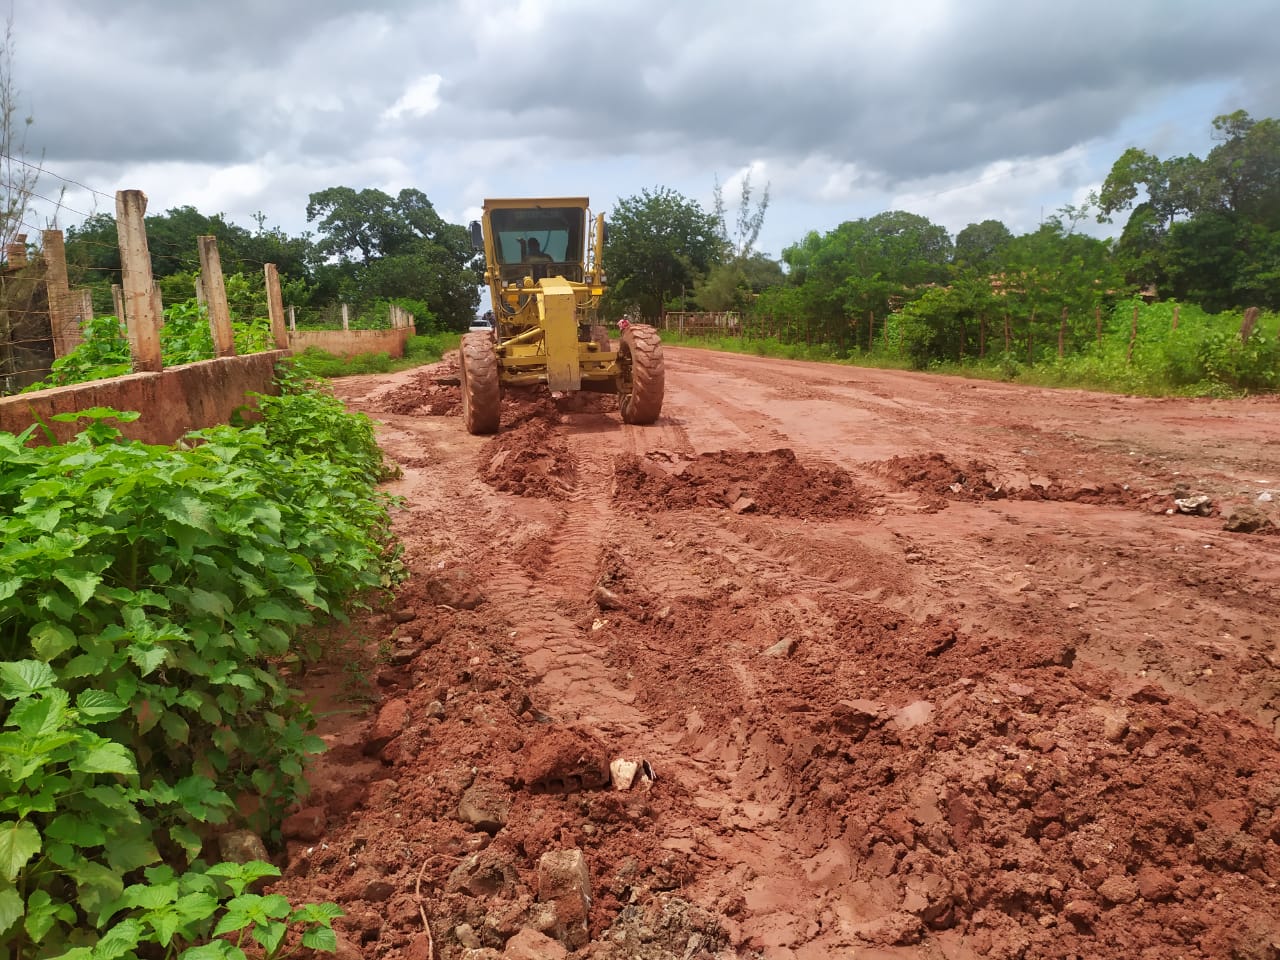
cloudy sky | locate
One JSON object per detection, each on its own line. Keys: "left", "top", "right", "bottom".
{"left": 11, "top": 0, "right": 1280, "bottom": 261}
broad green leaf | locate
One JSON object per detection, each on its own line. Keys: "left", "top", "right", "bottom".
{"left": 0, "top": 660, "right": 57, "bottom": 697}
{"left": 255, "top": 919, "right": 288, "bottom": 955}
{"left": 148, "top": 563, "right": 174, "bottom": 584}
{"left": 30, "top": 622, "right": 78, "bottom": 661}
{"left": 302, "top": 924, "right": 339, "bottom": 952}
{"left": 94, "top": 917, "right": 142, "bottom": 960}
{"left": 128, "top": 644, "right": 168, "bottom": 676}
{"left": 105, "top": 832, "right": 160, "bottom": 874}
{"left": 0, "top": 884, "right": 21, "bottom": 936}
{"left": 178, "top": 942, "right": 246, "bottom": 960}
{"left": 9, "top": 690, "right": 69, "bottom": 737}
{"left": 0, "top": 578, "right": 20, "bottom": 603}
{"left": 169, "top": 824, "right": 204, "bottom": 861}
{"left": 45, "top": 814, "right": 108, "bottom": 848}
{"left": 53, "top": 569, "right": 102, "bottom": 606}
{"left": 72, "top": 742, "right": 137, "bottom": 776}
{"left": 160, "top": 711, "right": 190, "bottom": 745}
{"left": 23, "top": 888, "right": 74, "bottom": 942}
{"left": 0, "top": 819, "right": 42, "bottom": 881}
{"left": 75, "top": 689, "right": 128, "bottom": 723}
{"left": 70, "top": 858, "right": 124, "bottom": 918}
{"left": 189, "top": 589, "right": 232, "bottom": 619}
{"left": 295, "top": 901, "right": 344, "bottom": 924}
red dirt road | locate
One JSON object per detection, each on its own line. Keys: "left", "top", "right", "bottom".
{"left": 279, "top": 347, "right": 1280, "bottom": 960}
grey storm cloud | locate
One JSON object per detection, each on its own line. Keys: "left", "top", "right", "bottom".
{"left": 9, "top": 0, "right": 1280, "bottom": 248}
{"left": 16, "top": 0, "right": 1280, "bottom": 174}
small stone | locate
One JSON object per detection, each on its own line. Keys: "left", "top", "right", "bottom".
{"left": 1174, "top": 494, "right": 1213, "bottom": 516}
{"left": 1135, "top": 867, "right": 1177, "bottom": 902}
{"left": 730, "top": 496, "right": 757, "bottom": 514}
{"left": 761, "top": 637, "right": 796, "bottom": 658}
{"left": 455, "top": 923, "right": 482, "bottom": 949}
{"left": 610, "top": 758, "right": 639, "bottom": 791}
{"left": 391, "top": 608, "right": 416, "bottom": 624}
{"left": 364, "top": 698, "right": 409, "bottom": 756}
{"left": 503, "top": 927, "right": 569, "bottom": 960}
{"left": 388, "top": 645, "right": 417, "bottom": 666}
{"left": 536, "top": 849, "right": 591, "bottom": 949}
{"left": 446, "top": 851, "right": 517, "bottom": 898}
{"left": 363, "top": 879, "right": 396, "bottom": 902}
{"left": 593, "top": 585, "right": 624, "bottom": 610}
{"left": 1063, "top": 899, "right": 1099, "bottom": 927}
{"left": 426, "top": 700, "right": 446, "bottom": 720}
{"left": 458, "top": 780, "right": 511, "bottom": 834}
{"left": 281, "top": 806, "right": 327, "bottom": 842}
{"left": 832, "top": 699, "right": 882, "bottom": 740}
{"left": 217, "top": 830, "right": 270, "bottom": 865}
{"left": 1096, "top": 875, "right": 1138, "bottom": 905}
{"left": 892, "top": 700, "right": 935, "bottom": 731}
{"left": 1223, "top": 504, "right": 1275, "bottom": 534}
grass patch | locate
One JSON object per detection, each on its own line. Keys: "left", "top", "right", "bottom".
{"left": 293, "top": 332, "right": 460, "bottom": 378}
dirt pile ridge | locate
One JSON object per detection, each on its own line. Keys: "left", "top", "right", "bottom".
{"left": 615, "top": 448, "right": 868, "bottom": 518}
{"left": 879, "top": 451, "right": 1161, "bottom": 512}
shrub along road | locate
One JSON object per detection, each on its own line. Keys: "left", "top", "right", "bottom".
{"left": 280, "top": 347, "right": 1280, "bottom": 959}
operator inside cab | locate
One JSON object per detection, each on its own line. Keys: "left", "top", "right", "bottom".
{"left": 523, "top": 238, "right": 553, "bottom": 263}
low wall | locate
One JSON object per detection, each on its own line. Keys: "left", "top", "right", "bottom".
{"left": 288, "top": 326, "right": 413, "bottom": 358}
{"left": 0, "top": 351, "right": 288, "bottom": 445}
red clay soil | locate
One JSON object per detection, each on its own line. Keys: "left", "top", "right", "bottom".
{"left": 271, "top": 349, "right": 1280, "bottom": 960}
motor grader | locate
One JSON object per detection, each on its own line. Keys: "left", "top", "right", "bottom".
{"left": 461, "top": 197, "right": 664, "bottom": 434}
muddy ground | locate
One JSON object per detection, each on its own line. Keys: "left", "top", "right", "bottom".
{"left": 274, "top": 347, "right": 1280, "bottom": 960}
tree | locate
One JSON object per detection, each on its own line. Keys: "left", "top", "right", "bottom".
{"left": 605, "top": 186, "right": 722, "bottom": 320}
{"left": 306, "top": 186, "right": 480, "bottom": 329}
{"left": 0, "top": 11, "right": 37, "bottom": 256}
{"left": 777, "top": 211, "right": 954, "bottom": 340}
{"left": 954, "top": 219, "right": 1013, "bottom": 270}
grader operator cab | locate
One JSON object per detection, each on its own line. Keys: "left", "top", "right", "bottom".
{"left": 462, "top": 197, "right": 664, "bottom": 434}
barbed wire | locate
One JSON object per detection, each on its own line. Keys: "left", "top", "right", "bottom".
{"left": 0, "top": 153, "right": 116, "bottom": 202}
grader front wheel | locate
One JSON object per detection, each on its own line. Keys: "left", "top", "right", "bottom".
{"left": 618, "top": 323, "right": 665, "bottom": 424}
{"left": 459, "top": 332, "right": 501, "bottom": 435}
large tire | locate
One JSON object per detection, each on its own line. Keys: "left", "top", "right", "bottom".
{"left": 459, "top": 332, "right": 501, "bottom": 435}
{"left": 618, "top": 323, "right": 664, "bottom": 424}
{"left": 589, "top": 323, "right": 612, "bottom": 354}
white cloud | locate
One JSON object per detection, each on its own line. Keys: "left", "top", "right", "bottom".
{"left": 382, "top": 74, "right": 444, "bottom": 122}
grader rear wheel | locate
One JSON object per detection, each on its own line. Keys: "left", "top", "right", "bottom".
{"left": 618, "top": 323, "right": 664, "bottom": 424}
{"left": 459, "top": 332, "right": 501, "bottom": 435}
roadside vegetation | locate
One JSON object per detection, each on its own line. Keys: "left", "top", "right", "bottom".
{"left": 0, "top": 364, "right": 402, "bottom": 957}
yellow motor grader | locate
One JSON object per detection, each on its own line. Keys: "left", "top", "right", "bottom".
{"left": 461, "top": 197, "right": 664, "bottom": 434}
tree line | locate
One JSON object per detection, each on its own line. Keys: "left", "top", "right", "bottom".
{"left": 48, "top": 110, "right": 1279, "bottom": 371}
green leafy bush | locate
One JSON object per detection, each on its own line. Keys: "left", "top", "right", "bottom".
{"left": 0, "top": 372, "right": 397, "bottom": 957}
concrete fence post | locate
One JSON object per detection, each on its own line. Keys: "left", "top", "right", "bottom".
{"left": 112, "top": 284, "right": 125, "bottom": 326}
{"left": 114, "top": 190, "right": 163, "bottom": 372}
{"left": 341, "top": 303, "right": 350, "bottom": 331}
{"left": 288, "top": 305, "right": 296, "bottom": 331}
{"left": 197, "top": 236, "right": 236, "bottom": 357}
{"left": 263, "top": 263, "right": 288, "bottom": 349}
{"left": 41, "top": 229, "right": 79, "bottom": 358}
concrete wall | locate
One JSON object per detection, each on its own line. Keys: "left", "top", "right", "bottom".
{"left": 288, "top": 326, "right": 412, "bottom": 358}
{"left": 0, "top": 351, "right": 287, "bottom": 445}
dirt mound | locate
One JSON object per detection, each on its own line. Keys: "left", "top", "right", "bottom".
{"left": 881, "top": 451, "right": 1156, "bottom": 510}
{"left": 480, "top": 419, "right": 576, "bottom": 498}
{"left": 364, "top": 355, "right": 462, "bottom": 416}
{"left": 880, "top": 452, "right": 1006, "bottom": 502}
{"left": 614, "top": 448, "right": 868, "bottom": 518}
